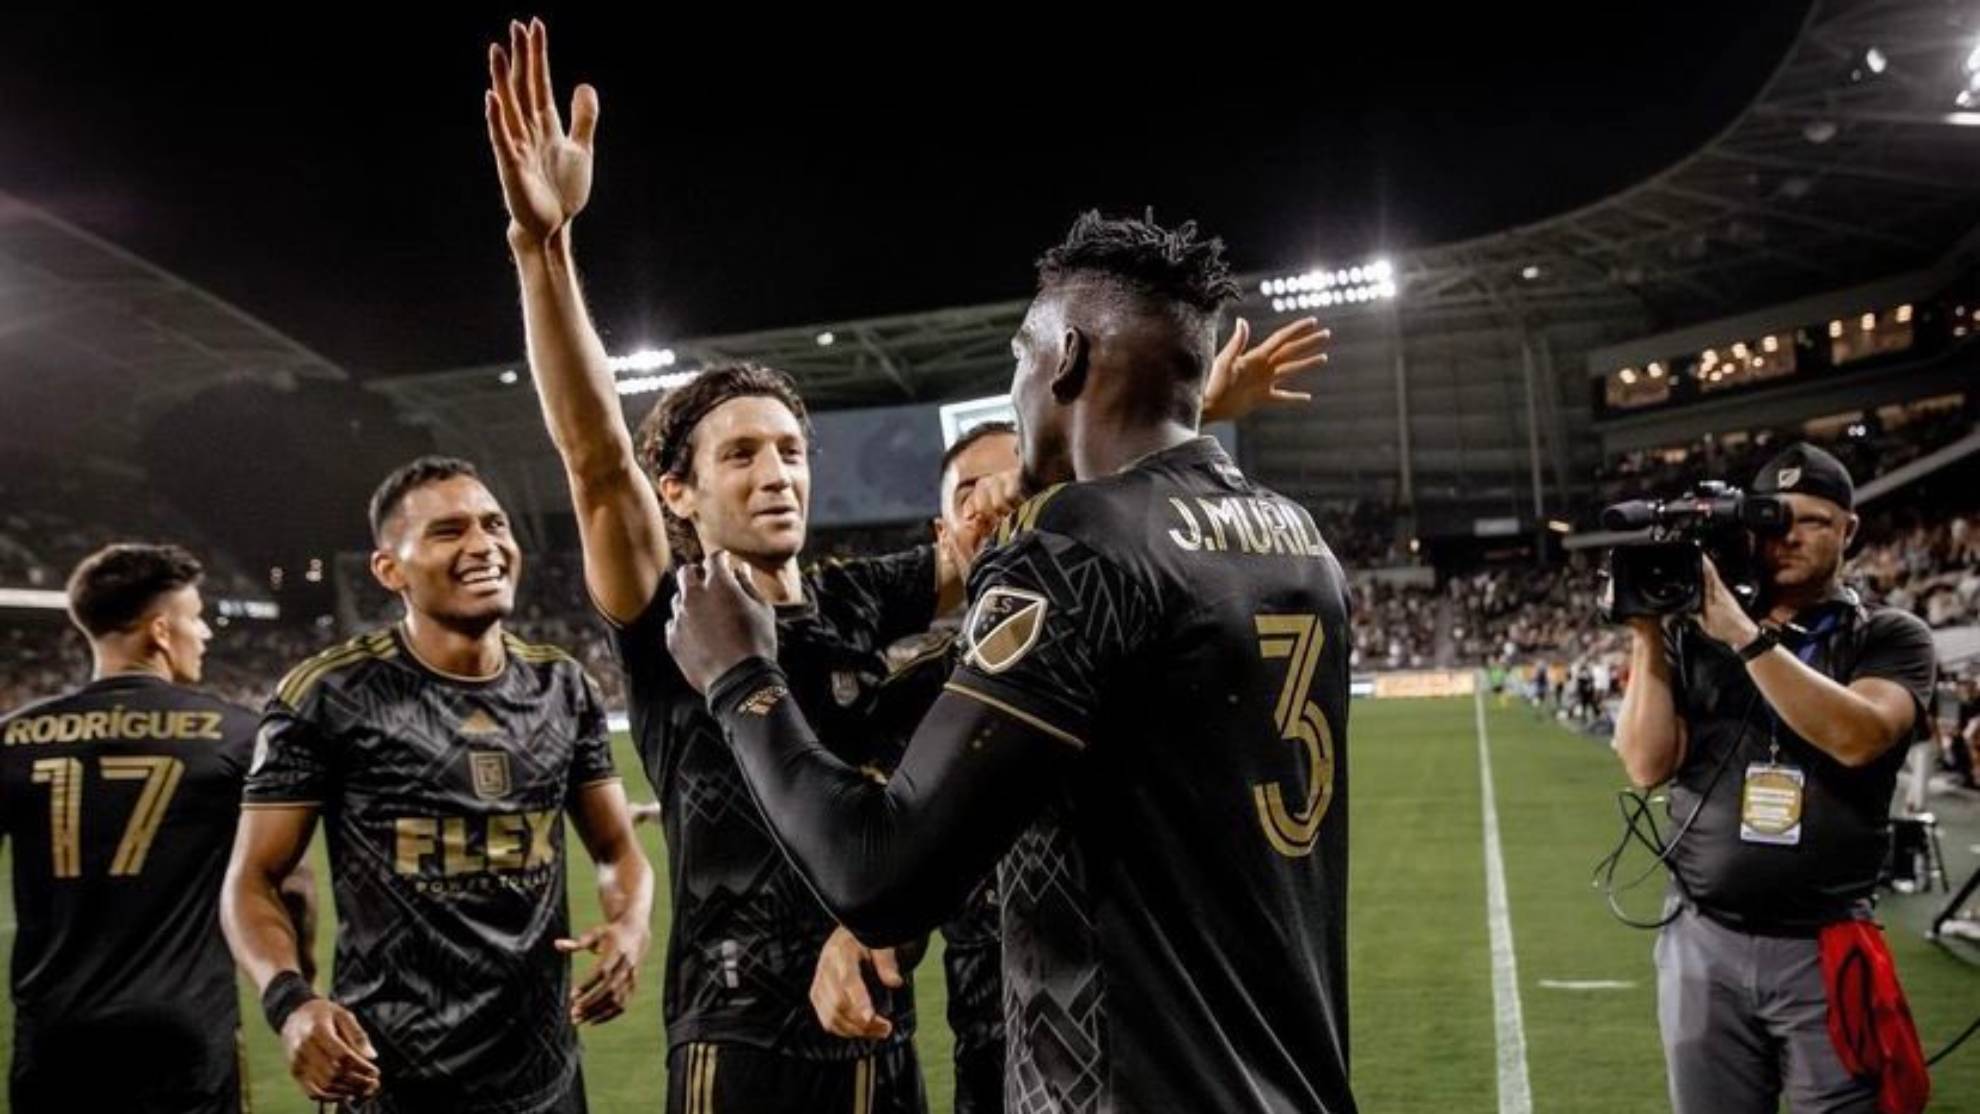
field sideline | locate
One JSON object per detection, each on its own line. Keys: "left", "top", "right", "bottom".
{"left": 1, "top": 695, "right": 1974, "bottom": 1112}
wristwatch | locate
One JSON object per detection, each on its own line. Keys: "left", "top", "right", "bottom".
{"left": 1737, "top": 627, "right": 1780, "bottom": 663}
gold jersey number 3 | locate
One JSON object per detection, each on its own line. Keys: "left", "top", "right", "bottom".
{"left": 1253, "top": 615, "right": 1336, "bottom": 858}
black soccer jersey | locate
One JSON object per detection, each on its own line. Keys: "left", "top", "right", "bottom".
{"left": 947, "top": 436, "right": 1356, "bottom": 1114}
{"left": 0, "top": 674, "right": 256, "bottom": 1114}
{"left": 611, "top": 546, "right": 936, "bottom": 1059}
{"left": 244, "top": 627, "right": 617, "bottom": 1114}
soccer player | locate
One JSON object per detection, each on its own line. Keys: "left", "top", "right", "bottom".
{"left": 0, "top": 543, "right": 316, "bottom": 1114}
{"left": 668, "top": 212, "right": 1359, "bottom": 1113}
{"left": 480, "top": 21, "right": 1328, "bottom": 1110}
{"left": 221, "top": 457, "right": 653, "bottom": 1112}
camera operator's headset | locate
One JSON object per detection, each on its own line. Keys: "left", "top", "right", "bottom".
{"left": 1593, "top": 590, "right": 1861, "bottom": 931}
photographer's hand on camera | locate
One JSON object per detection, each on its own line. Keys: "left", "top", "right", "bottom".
{"left": 1694, "top": 556, "right": 1762, "bottom": 654}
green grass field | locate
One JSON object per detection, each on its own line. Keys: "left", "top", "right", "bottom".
{"left": 2, "top": 697, "right": 1975, "bottom": 1112}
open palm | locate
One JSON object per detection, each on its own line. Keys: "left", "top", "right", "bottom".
{"left": 486, "top": 19, "right": 597, "bottom": 243}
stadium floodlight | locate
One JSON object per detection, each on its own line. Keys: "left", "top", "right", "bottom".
{"left": 1547, "top": 519, "right": 1573, "bottom": 535}
{"left": 1619, "top": 368, "right": 1638, "bottom": 385}
{"left": 1520, "top": 264, "right": 1542, "bottom": 281}
{"left": 1948, "top": 112, "right": 1980, "bottom": 127}
{"left": 1860, "top": 312, "right": 1877, "bottom": 332}
{"left": 615, "top": 370, "right": 698, "bottom": 397}
{"left": 1647, "top": 361, "right": 1664, "bottom": 379}
{"left": 1865, "top": 47, "right": 1887, "bottom": 75}
{"left": 1959, "top": 90, "right": 1977, "bottom": 110}
{"left": 608, "top": 348, "right": 674, "bottom": 374}
{"left": 498, "top": 369, "right": 520, "bottom": 385}
{"left": 1258, "top": 257, "right": 1399, "bottom": 311}
{"left": 816, "top": 331, "right": 836, "bottom": 347}
{"left": 1897, "top": 304, "right": 1913, "bottom": 324}
{"left": 1829, "top": 319, "right": 1845, "bottom": 338}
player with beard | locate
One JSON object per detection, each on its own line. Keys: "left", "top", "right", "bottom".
{"left": 222, "top": 456, "right": 653, "bottom": 1112}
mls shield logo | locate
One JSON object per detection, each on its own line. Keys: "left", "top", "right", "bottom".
{"left": 966, "top": 586, "right": 1048, "bottom": 674}
{"left": 469, "top": 750, "right": 512, "bottom": 801}
{"left": 1777, "top": 465, "right": 1802, "bottom": 490}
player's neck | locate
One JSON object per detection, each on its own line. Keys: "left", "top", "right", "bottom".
{"left": 739, "top": 556, "right": 805, "bottom": 606}
{"left": 399, "top": 612, "right": 507, "bottom": 680}
{"left": 1070, "top": 417, "right": 1198, "bottom": 482}
{"left": 90, "top": 648, "right": 171, "bottom": 684}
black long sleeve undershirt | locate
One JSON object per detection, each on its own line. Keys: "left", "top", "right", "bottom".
{"left": 708, "top": 656, "right": 1074, "bottom": 947}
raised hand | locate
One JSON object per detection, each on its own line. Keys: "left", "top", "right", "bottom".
{"left": 1202, "top": 317, "right": 1332, "bottom": 423}
{"left": 485, "top": 18, "right": 598, "bottom": 247}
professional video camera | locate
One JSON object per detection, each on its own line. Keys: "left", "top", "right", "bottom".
{"left": 1599, "top": 481, "right": 1790, "bottom": 620}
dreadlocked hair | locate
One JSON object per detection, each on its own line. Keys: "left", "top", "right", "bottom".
{"left": 1035, "top": 209, "right": 1241, "bottom": 314}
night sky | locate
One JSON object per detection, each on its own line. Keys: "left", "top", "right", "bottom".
{"left": 1, "top": 4, "right": 1810, "bottom": 378}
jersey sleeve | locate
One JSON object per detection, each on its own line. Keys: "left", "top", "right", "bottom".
{"left": 243, "top": 694, "right": 338, "bottom": 807}
{"left": 1852, "top": 609, "right": 1939, "bottom": 742}
{"left": 568, "top": 667, "right": 620, "bottom": 796}
{"left": 812, "top": 545, "right": 939, "bottom": 647}
{"left": 213, "top": 703, "right": 261, "bottom": 785}
{"left": 945, "top": 524, "right": 1158, "bottom": 751}
{"left": 606, "top": 571, "right": 694, "bottom": 710}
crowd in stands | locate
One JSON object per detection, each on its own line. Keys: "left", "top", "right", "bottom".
{"left": 0, "top": 450, "right": 264, "bottom": 599}
{"left": 1593, "top": 398, "right": 1971, "bottom": 507}
{"left": 3, "top": 400, "right": 1975, "bottom": 722}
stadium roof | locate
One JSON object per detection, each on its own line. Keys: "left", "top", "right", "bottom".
{"left": 381, "top": 0, "right": 1980, "bottom": 420}
{"left": 0, "top": 190, "right": 346, "bottom": 461}
{"left": 375, "top": 0, "right": 1980, "bottom": 531}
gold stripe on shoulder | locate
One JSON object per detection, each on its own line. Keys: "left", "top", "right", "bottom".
{"left": 1010, "top": 482, "right": 1069, "bottom": 538}
{"left": 503, "top": 633, "right": 576, "bottom": 664}
{"left": 276, "top": 632, "right": 393, "bottom": 708}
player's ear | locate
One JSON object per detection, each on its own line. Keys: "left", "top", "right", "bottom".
{"left": 144, "top": 609, "right": 173, "bottom": 655}
{"left": 369, "top": 549, "right": 407, "bottom": 594}
{"left": 1050, "top": 326, "right": 1089, "bottom": 404}
{"left": 932, "top": 516, "right": 948, "bottom": 545}
{"left": 658, "top": 472, "right": 696, "bottom": 524}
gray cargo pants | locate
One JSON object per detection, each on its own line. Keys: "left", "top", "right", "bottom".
{"left": 1655, "top": 903, "right": 1878, "bottom": 1114}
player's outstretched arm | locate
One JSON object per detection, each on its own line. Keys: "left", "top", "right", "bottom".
{"left": 222, "top": 807, "right": 381, "bottom": 1103}
{"left": 486, "top": 17, "right": 669, "bottom": 622}
{"left": 561, "top": 780, "right": 655, "bottom": 1025}
{"left": 1201, "top": 316, "right": 1330, "bottom": 423}
{"left": 667, "top": 554, "right": 1072, "bottom": 945}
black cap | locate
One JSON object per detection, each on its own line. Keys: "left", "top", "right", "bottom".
{"left": 1752, "top": 441, "right": 1854, "bottom": 510}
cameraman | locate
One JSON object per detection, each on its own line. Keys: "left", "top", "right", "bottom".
{"left": 1613, "top": 443, "right": 1937, "bottom": 1114}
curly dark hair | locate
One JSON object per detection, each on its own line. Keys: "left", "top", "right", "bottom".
{"left": 1036, "top": 209, "right": 1241, "bottom": 315}
{"left": 633, "top": 364, "right": 812, "bottom": 562}
{"left": 67, "top": 543, "right": 204, "bottom": 638}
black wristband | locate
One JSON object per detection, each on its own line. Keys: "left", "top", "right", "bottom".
{"left": 1737, "top": 628, "right": 1780, "bottom": 663}
{"left": 261, "top": 969, "right": 318, "bottom": 1034}
{"left": 706, "top": 656, "right": 787, "bottom": 717}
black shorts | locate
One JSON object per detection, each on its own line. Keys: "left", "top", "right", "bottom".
{"left": 666, "top": 1041, "right": 926, "bottom": 1114}
{"left": 11, "top": 1018, "right": 242, "bottom": 1114}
